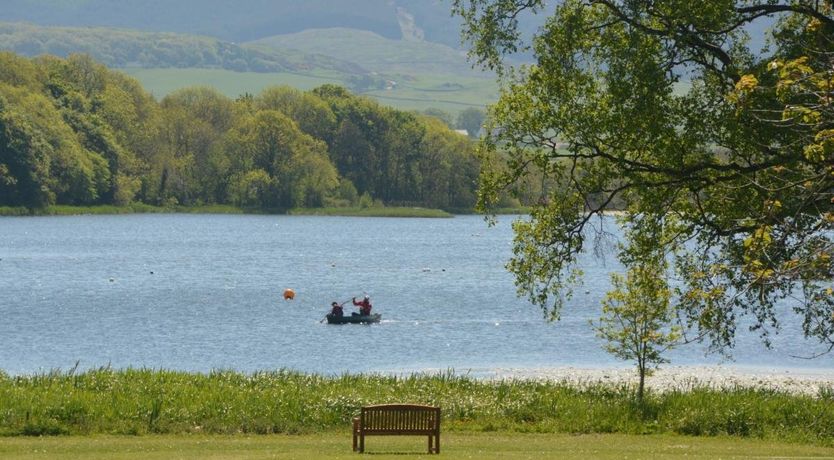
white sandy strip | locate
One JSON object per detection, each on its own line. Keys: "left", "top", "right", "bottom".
{"left": 484, "top": 365, "right": 834, "bottom": 395}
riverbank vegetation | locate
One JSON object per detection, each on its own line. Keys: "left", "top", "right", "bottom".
{"left": 0, "top": 52, "right": 489, "bottom": 214}
{"left": 0, "top": 203, "right": 455, "bottom": 217}
{"left": 1, "top": 369, "right": 832, "bottom": 445}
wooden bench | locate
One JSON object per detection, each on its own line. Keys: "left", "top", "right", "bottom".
{"left": 352, "top": 404, "right": 441, "bottom": 454}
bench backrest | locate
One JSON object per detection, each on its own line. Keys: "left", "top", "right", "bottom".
{"left": 360, "top": 404, "right": 440, "bottom": 433}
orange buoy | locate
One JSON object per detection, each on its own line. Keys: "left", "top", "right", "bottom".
{"left": 283, "top": 288, "right": 295, "bottom": 300}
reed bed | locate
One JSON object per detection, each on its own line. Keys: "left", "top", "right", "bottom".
{"left": 0, "top": 369, "right": 832, "bottom": 445}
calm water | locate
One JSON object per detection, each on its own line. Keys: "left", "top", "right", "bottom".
{"left": 1, "top": 214, "right": 831, "bottom": 375}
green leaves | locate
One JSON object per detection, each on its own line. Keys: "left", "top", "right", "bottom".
{"left": 460, "top": 0, "right": 834, "bottom": 353}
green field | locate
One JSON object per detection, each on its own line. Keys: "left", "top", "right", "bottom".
{"left": 122, "top": 68, "right": 496, "bottom": 114}
{"left": 250, "top": 28, "right": 477, "bottom": 76}
{"left": 1, "top": 433, "right": 833, "bottom": 459}
{"left": 362, "top": 72, "right": 497, "bottom": 112}
{"left": 121, "top": 68, "right": 345, "bottom": 99}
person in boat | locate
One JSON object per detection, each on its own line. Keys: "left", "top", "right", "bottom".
{"left": 352, "top": 295, "right": 372, "bottom": 316}
{"left": 330, "top": 301, "right": 344, "bottom": 317}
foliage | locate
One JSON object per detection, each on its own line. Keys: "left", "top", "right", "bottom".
{"left": 0, "top": 52, "right": 481, "bottom": 212}
{"left": 455, "top": 1, "right": 834, "bottom": 354}
{"left": 0, "top": 369, "right": 833, "bottom": 444}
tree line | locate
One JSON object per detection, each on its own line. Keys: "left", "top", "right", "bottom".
{"left": 0, "top": 52, "right": 481, "bottom": 211}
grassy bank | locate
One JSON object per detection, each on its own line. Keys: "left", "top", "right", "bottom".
{"left": 1, "top": 369, "right": 833, "bottom": 445}
{"left": 2, "top": 432, "right": 833, "bottom": 459}
{"left": 0, "top": 205, "right": 454, "bottom": 218}
{"left": 0, "top": 204, "right": 244, "bottom": 216}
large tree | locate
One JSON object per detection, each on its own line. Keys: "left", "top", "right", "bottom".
{"left": 455, "top": 1, "right": 834, "bottom": 354}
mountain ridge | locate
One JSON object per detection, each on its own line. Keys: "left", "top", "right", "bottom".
{"left": 0, "top": 0, "right": 454, "bottom": 45}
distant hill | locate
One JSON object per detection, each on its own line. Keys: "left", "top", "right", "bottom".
{"left": 0, "top": 0, "right": 436, "bottom": 44}
{"left": 0, "top": 22, "right": 366, "bottom": 74}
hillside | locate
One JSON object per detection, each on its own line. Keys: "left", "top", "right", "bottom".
{"left": 0, "top": 0, "right": 430, "bottom": 43}
{"left": 0, "top": 22, "right": 365, "bottom": 74}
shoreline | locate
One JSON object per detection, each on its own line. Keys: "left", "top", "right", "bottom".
{"left": 490, "top": 365, "right": 834, "bottom": 395}
{"left": 387, "top": 364, "right": 834, "bottom": 395}
{"left": 0, "top": 204, "right": 456, "bottom": 218}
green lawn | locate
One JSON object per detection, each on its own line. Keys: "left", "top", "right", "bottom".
{"left": 249, "top": 28, "right": 479, "bottom": 76}
{"left": 1, "top": 432, "right": 832, "bottom": 459}
{"left": 121, "top": 68, "right": 345, "bottom": 99}
{"left": 361, "top": 73, "right": 497, "bottom": 113}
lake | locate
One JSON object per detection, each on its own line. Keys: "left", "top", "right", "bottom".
{"left": 1, "top": 214, "right": 832, "bottom": 376}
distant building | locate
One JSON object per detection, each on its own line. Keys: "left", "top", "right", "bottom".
{"left": 454, "top": 129, "right": 469, "bottom": 136}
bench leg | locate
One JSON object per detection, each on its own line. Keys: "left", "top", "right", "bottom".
{"left": 436, "top": 432, "right": 440, "bottom": 454}
{"left": 359, "top": 433, "right": 365, "bottom": 453}
{"left": 352, "top": 418, "right": 359, "bottom": 452}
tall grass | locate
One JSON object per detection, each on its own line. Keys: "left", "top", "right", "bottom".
{"left": 0, "top": 369, "right": 832, "bottom": 444}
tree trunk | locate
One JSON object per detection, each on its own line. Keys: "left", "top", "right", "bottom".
{"left": 637, "top": 361, "right": 646, "bottom": 402}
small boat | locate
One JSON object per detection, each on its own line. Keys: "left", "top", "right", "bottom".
{"left": 326, "top": 313, "right": 381, "bottom": 324}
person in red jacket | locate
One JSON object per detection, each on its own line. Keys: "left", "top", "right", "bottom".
{"left": 352, "top": 295, "right": 372, "bottom": 316}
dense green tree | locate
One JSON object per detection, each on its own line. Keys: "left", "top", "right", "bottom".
{"left": 0, "top": 84, "right": 109, "bottom": 206}
{"left": 158, "top": 87, "right": 236, "bottom": 204}
{"left": 317, "top": 88, "right": 389, "bottom": 197}
{"left": 225, "top": 110, "right": 337, "bottom": 208}
{"left": 93, "top": 70, "right": 159, "bottom": 204}
{"left": 418, "top": 116, "right": 479, "bottom": 209}
{"left": 257, "top": 86, "right": 337, "bottom": 144}
{"left": 422, "top": 108, "right": 455, "bottom": 128}
{"left": 0, "top": 51, "right": 42, "bottom": 89}
{"left": 455, "top": 107, "right": 485, "bottom": 138}
{"left": 456, "top": 0, "right": 834, "bottom": 353}
{"left": 380, "top": 109, "right": 425, "bottom": 204}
